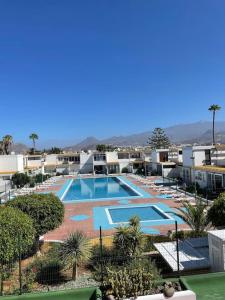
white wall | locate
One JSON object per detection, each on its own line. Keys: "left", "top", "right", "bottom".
{"left": 0, "top": 155, "right": 24, "bottom": 173}
{"left": 80, "top": 152, "right": 93, "bottom": 174}
{"left": 182, "top": 147, "right": 194, "bottom": 167}
{"left": 151, "top": 150, "right": 159, "bottom": 163}
{"left": 45, "top": 154, "right": 59, "bottom": 165}
{"left": 25, "top": 156, "right": 43, "bottom": 168}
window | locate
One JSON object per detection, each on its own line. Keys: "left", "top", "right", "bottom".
{"left": 28, "top": 157, "right": 41, "bottom": 161}
{"left": 205, "top": 150, "right": 211, "bottom": 165}
{"left": 94, "top": 154, "right": 106, "bottom": 161}
{"left": 118, "top": 153, "right": 129, "bottom": 159}
{"left": 159, "top": 152, "right": 168, "bottom": 162}
{"left": 130, "top": 153, "right": 141, "bottom": 159}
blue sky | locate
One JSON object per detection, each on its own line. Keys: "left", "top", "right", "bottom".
{"left": 0, "top": 0, "right": 225, "bottom": 147}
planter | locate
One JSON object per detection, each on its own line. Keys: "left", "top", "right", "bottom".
{"left": 125, "top": 290, "right": 196, "bottom": 300}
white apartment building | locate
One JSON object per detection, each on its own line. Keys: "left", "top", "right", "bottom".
{"left": 150, "top": 148, "right": 180, "bottom": 177}
{"left": 181, "top": 145, "right": 225, "bottom": 191}
{"left": 0, "top": 154, "right": 24, "bottom": 180}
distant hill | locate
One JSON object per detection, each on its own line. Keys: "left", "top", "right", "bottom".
{"left": 12, "top": 143, "right": 29, "bottom": 154}
{"left": 64, "top": 121, "right": 225, "bottom": 150}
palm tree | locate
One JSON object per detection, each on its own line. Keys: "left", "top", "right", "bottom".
{"left": 208, "top": 104, "right": 221, "bottom": 145}
{"left": 59, "top": 231, "right": 91, "bottom": 280}
{"left": 113, "top": 216, "right": 144, "bottom": 257}
{"left": 0, "top": 141, "right": 4, "bottom": 154}
{"left": 178, "top": 201, "right": 210, "bottom": 236}
{"left": 2, "top": 135, "right": 13, "bottom": 155}
{"left": 29, "top": 133, "right": 39, "bottom": 151}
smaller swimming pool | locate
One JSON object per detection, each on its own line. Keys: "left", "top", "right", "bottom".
{"left": 107, "top": 205, "right": 170, "bottom": 224}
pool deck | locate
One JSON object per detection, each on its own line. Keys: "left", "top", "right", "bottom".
{"left": 41, "top": 175, "right": 189, "bottom": 242}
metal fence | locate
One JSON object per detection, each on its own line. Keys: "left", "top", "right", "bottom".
{"left": 0, "top": 223, "right": 188, "bottom": 296}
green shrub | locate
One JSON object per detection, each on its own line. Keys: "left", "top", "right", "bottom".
{"left": 104, "top": 259, "right": 160, "bottom": 299}
{"left": 26, "top": 256, "right": 65, "bottom": 285}
{"left": 0, "top": 206, "right": 35, "bottom": 262}
{"left": 207, "top": 192, "right": 225, "bottom": 227}
{"left": 121, "top": 167, "right": 128, "bottom": 173}
{"left": 7, "top": 193, "right": 64, "bottom": 237}
{"left": 11, "top": 172, "right": 30, "bottom": 188}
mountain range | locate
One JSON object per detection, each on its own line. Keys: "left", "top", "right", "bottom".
{"left": 64, "top": 121, "right": 225, "bottom": 151}
{"left": 11, "top": 121, "right": 225, "bottom": 153}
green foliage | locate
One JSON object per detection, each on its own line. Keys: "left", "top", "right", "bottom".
{"left": 148, "top": 128, "right": 170, "bottom": 149}
{"left": 178, "top": 201, "right": 210, "bottom": 236}
{"left": 121, "top": 167, "right": 128, "bottom": 173}
{"left": 46, "top": 147, "right": 63, "bottom": 154}
{"left": 59, "top": 231, "right": 92, "bottom": 280}
{"left": 104, "top": 259, "right": 160, "bottom": 299}
{"left": 29, "top": 133, "right": 39, "bottom": 150}
{"left": 96, "top": 144, "right": 115, "bottom": 152}
{"left": 34, "top": 173, "right": 51, "bottom": 184}
{"left": 11, "top": 172, "right": 30, "bottom": 188}
{"left": 0, "top": 207, "right": 35, "bottom": 262}
{"left": 113, "top": 216, "right": 144, "bottom": 258}
{"left": 7, "top": 193, "right": 64, "bottom": 237}
{"left": 2, "top": 135, "right": 13, "bottom": 155}
{"left": 208, "top": 192, "right": 225, "bottom": 227}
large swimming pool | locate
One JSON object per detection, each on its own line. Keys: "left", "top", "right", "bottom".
{"left": 63, "top": 176, "right": 141, "bottom": 201}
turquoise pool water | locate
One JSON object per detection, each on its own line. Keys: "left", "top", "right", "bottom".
{"left": 108, "top": 205, "right": 170, "bottom": 223}
{"left": 63, "top": 177, "right": 140, "bottom": 201}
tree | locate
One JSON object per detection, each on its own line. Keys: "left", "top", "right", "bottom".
{"left": 96, "top": 144, "right": 115, "bottom": 152}
{"left": 48, "top": 147, "right": 62, "bottom": 154}
{"left": 0, "top": 141, "right": 4, "bottom": 154}
{"left": 178, "top": 201, "right": 210, "bottom": 236}
{"left": 11, "top": 172, "right": 30, "bottom": 188}
{"left": 0, "top": 206, "right": 35, "bottom": 262}
{"left": 2, "top": 135, "right": 13, "bottom": 155}
{"left": 208, "top": 104, "right": 221, "bottom": 145}
{"left": 148, "top": 128, "right": 170, "bottom": 149}
{"left": 113, "top": 216, "right": 144, "bottom": 257}
{"left": 207, "top": 192, "right": 225, "bottom": 227}
{"left": 0, "top": 207, "right": 35, "bottom": 295}
{"left": 29, "top": 133, "right": 39, "bottom": 151}
{"left": 59, "top": 231, "right": 91, "bottom": 280}
{"left": 7, "top": 193, "right": 64, "bottom": 238}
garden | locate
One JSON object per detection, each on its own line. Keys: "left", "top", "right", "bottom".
{"left": 1, "top": 192, "right": 225, "bottom": 299}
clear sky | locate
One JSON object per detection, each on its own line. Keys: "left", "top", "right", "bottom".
{"left": 0, "top": 0, "right": 225, "bottom": 147}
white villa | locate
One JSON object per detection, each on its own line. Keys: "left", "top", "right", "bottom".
{"left": 0, "top": 143, "right": 225, "bottom": 193}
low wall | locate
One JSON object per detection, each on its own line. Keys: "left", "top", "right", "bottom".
{"left": 129, "top": 290, "right": 196, "bottom": 300}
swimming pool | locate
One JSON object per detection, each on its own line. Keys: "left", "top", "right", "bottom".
{"left": 107, "top": 205, "right": 171, "bottom": 224}
{"left": 63, "top": 176, "right": 142, "bottom": 201}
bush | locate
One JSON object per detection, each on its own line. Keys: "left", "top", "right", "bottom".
{"left": 11, "top": 172, "right": 30, "bottom": 188}
{"left": 0, "top": 206, "right": 35, "bottom": 262}
{"left": 27, "top": 256, "right": 65, "bottom": 285}
{"left": 104, "top": 259, "right": 160, "bottom": 299}
{"left": 207, "top": 192, "right": 225, "bottom": 227}
{"left": 7, "top": 193, "right": 64, "bottom": 237}
{"left": 121, "top": 167, "right": 128, "bottom": 173}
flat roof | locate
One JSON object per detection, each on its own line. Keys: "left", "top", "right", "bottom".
{"left": 194, "top": 165, "right": 225, "bottom": 174}
{"left": 208, "top": 229, "right": 225, "bottom": 240}
{"left": 154, "top": 237, "right": 209, "bottom": 271}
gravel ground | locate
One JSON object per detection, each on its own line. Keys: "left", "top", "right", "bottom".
{"left": 36, "top": 274, "right": 100, "bottom": 292}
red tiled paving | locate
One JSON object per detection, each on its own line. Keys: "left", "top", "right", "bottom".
{"left": 42, "top": 176, "right": 189, "bottom": 242}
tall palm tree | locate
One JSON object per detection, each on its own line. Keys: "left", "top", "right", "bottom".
{"left": 178, "top": 201, "right": 210, "bottom": 236}
{"left": 2, "top": 135, "right": 13, "bottom": 155}
{"left": 208, "top": 104, "right": 221, "bottom": 145}
{"left": 0, "top": 141, "right": 4, "bottom": 154}
{"left": 29, "top": 133, "right": 39, "bottom": 151}
{"left": 59, "top": 231, "right": 91, "bottom": 280}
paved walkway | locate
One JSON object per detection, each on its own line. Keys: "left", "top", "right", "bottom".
{"left": 42, "top": 175, "right": 189, "bottom": 242}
